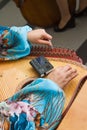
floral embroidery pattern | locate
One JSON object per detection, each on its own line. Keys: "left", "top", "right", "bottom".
{"left": 0, "top": 78, "right": 65, "bottom": 130}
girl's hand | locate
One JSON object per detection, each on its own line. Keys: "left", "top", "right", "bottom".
{"left": 27, "top": 29, "right": 53, "bottom": 47}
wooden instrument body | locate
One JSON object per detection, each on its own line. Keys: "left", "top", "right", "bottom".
{"left": 58, "top": 80, "right": 87, "bottom": 130}
{"left": 13, "top": 0, "right": 76, "bottom": 27}
{"left": 0, "top": 47, "right": 87, "bottom": 129}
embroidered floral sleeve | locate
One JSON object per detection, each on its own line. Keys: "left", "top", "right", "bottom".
{"left": 0, "top": 25, "right": 32, "bottom": 60}
{"left": 0, "top": 78, "right": 65, "bottom": 130}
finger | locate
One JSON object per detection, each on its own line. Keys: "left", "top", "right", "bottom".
{"left": 44, "top": 34, "right": 52, "bottom": 40}
{"left": 38, "top": 39, "right": 53, "bottom": 46}
{"left": 62, "top": 65, "right": 72, "bottom": 72}
{"left": 42, "top": 32, "right": 52, "bottom": 41}
{"left": 66, "top": 69, "right": 78, "bottom": 80}
{"left": 65, "top": 68, "right": 77, "bottom": 76}
{"left": 49, "top": 40, "right": 54, "bottom": 48}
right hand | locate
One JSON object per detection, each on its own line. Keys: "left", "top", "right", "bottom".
{"left": 46, "top": 65, "right": 78, "bottom": 89}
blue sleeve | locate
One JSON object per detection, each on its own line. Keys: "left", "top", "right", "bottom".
{"left": 9, "top": 78, "right": 65, "bottom": 129}
{"left": 0, "top": 25, "right": 32, "bottom": 60}
{"left": 0, "top": 78, "right": 65, "bottom": 130}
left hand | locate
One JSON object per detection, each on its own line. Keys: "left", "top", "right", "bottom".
{"left": 27, "top": 29, "right": 53, "bottom": 47}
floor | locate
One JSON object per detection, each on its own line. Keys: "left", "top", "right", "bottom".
{"left": 0, "top": 0, "right": 87, "bottom": 64}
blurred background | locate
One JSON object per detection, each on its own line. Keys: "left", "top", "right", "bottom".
{"left": 0, "top": 0, "right": 87, "bottom": 64}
